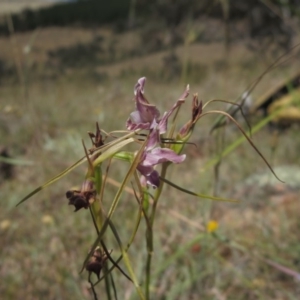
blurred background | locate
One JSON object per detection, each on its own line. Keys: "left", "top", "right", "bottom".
{"left": 1, "top": 0, "right": 300, "bottom": 299}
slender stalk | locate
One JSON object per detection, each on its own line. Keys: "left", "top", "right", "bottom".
{"left": 108, "top": 219, "right": 145, "bottom": 299}
{"left": 92, "top": 165, "right": 103, "bottom": 229}
{"left": 202, "top": 106, "right": 288, "bottom": 172}
{"left": 89, "top": 273, "right": 99, "bottom": 300}
{"left": 90, "top": 165, "right": 113, "bottom": 299}
{"left": 104, "top": 269, "right": 112, "bottom": 300}
{"left": 145, "top": 164, "right": 168, "bottom": 299}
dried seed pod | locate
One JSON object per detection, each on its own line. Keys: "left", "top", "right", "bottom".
{"left": 68, "top": 194, "right": 89, "bottom": 212}
{"left": 85, "top": 247, "right": 108, "bottom": 279}
{"left": 66, "top": 180, "right": 95, "bottom": 212}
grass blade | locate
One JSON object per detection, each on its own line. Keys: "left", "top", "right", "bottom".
{"left": 160, "top": 177, "right": 240, "bottom": 203}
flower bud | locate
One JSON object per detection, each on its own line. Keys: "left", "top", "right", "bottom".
{"left": 178, "top": 94, "right": 202, "bottom": 140}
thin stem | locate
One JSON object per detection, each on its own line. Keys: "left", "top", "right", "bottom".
{"left": 108, "top": 218, "right": 145, "bottom": 299}
{"left": 88, "top": 273, "right": 99, "bottom": 300}
{"left": 110, "top": 270, "right": 118, "bottom": 300}
{"left": 101, "top": 241, "right": 132, "bottom": 282}
{"left": 145, "top": 164, "right": 168, "bottom": 299}
{"left": 93, "top": 199, "right": 143, "bottom": 287}
{"left": 91, "top": 165, "right": 103, "bottom": 231}
{"left": 201, "top": 110, "right": 283, "bottom": 182}
{"left": 104, "top": 268, "right": 112, "bottom": 300}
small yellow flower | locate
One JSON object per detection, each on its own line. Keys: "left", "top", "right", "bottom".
{"left": 206, "top": 220, "right": 218, "bottom": 233}
{"left": 0, "top": 219, "right": 11, "bottom": 230}
{"left": 41, "top": 215, "right": 54, "bottom": 225}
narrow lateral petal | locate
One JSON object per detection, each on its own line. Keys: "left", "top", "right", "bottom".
{"left": 143, "top": 148, "right": 186, "bottom": 166}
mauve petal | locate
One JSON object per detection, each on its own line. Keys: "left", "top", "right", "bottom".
{"left": 137, "top": 164, "right": 154, "bottom": 176}
{"left": 147, "top": 170, "right": 160, "bottom": 188}
{"left": 134, "top": 78, "right": 151, "bottom": 113}
{"left": 131, "top": 111, "right": 144, "bottom": 123}
{"left": 149, "top": 118, "right": 159, "bottom": 130}
{"left": 127, "top": 77, "right": 162, "bottom": 131}
{"left": 146, "top": 126, "right": 160, "bottom": 151}
{"left": 127, "top": 108, "right": 154, "bottom": 130}
{"left": 126, "top": 118, "right": 151, "bottom": 130}
{"left": 179, "top": 84, "right": 190, "bottom": 101}
{"left": 139, "top": 175, "right": 147, "bottom": 187}
{"left": 159, "top": 100, "right": 182, "bottom": 130}
{"left": 157, "top": 85, "right": 190, "bottom": 134}
{"left": 143, "top": 148, "right": 186, "bottom": 166}
{"left": 138, "top": 170, "right": 160, "bottom": 188}
{"left": 134, "top": 77, "right": 160, "bottom": 122}
{"left": 134, "top": 77, "right": 146, "bottom": 95}
{"left": 134, "top": 78, "right": 149, "bottom": 108}
{"left": 137, "top": 102, "right": 160, "bottom": 124}
{"left": 157, "top": 112, "right": 168, "bottom": 134}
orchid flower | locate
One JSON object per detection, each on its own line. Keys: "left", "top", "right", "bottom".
{"left": 126, "top": 77, "right": 190, "bottom": 135}
{"left": 126, "top": 77, "right": 189, "bottom": 187}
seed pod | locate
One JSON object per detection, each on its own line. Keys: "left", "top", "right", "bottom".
{"left": 85, "top": 247, "right": 108, "bottom": 279}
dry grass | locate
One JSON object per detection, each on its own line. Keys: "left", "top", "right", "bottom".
{"left": 1, "top": 25, "right": 300, "bottom": 299}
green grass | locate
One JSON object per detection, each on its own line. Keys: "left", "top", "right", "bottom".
{"left": 1, "top": 27, "right": 300, "bottom": 299}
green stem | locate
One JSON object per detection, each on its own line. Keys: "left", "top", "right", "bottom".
{"left": 145, "top": 164, "right": 168, "bottom": 299}
{"left": 104, "top": 269, "right": 112, "bottom": 300}
{"left": 90, "top": 165, "right": 113, "bottom": 298}
{"left": 90, "top": 165, "right": 103, "bottom": 231}
{"left": 108, "top": 218, "right": 145, "bottom": 299}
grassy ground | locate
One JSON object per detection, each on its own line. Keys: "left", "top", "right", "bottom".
{"left": 1, "top": 25, "right": 300, "bottom": 299}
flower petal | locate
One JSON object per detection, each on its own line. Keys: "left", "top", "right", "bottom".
{"left": 126, "top": 118, "right": 151, "bottom": 130}
{"left": 137, "top": 163, "right": 160, "bottom": 187}
{"left": 146, "top": 170, "right": 160, "bottom": 188}
{"left": 137, "top": 102, "right": 160, "bottom": 124}
{"left": 137, "top": 164, "right": 154, "bottom": 177}
{"left": 134, "top": 77, "right": 146, "bottom": 96}
{"left": 157, "top": 85, "right": 190, "bottom": 134}
{"left": 127, "top": 77, "right": 161, "bottom": 130}
{"left": 179, "top": 84, "right": 190, "bottom": 101}
{"left": 129, "top": 111, "right": 144, "bottom": 124}
{"left": 146, "top": 124, "right": 160, "bottom": 150}
{"left": 143, "top": 148, "right": 186, "bottom": 166}
{"left": 134, "top": 77, "right": 160, "bottom": 123}
{"left": 139, "top": 170, "right": 160, "bottom": 188}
